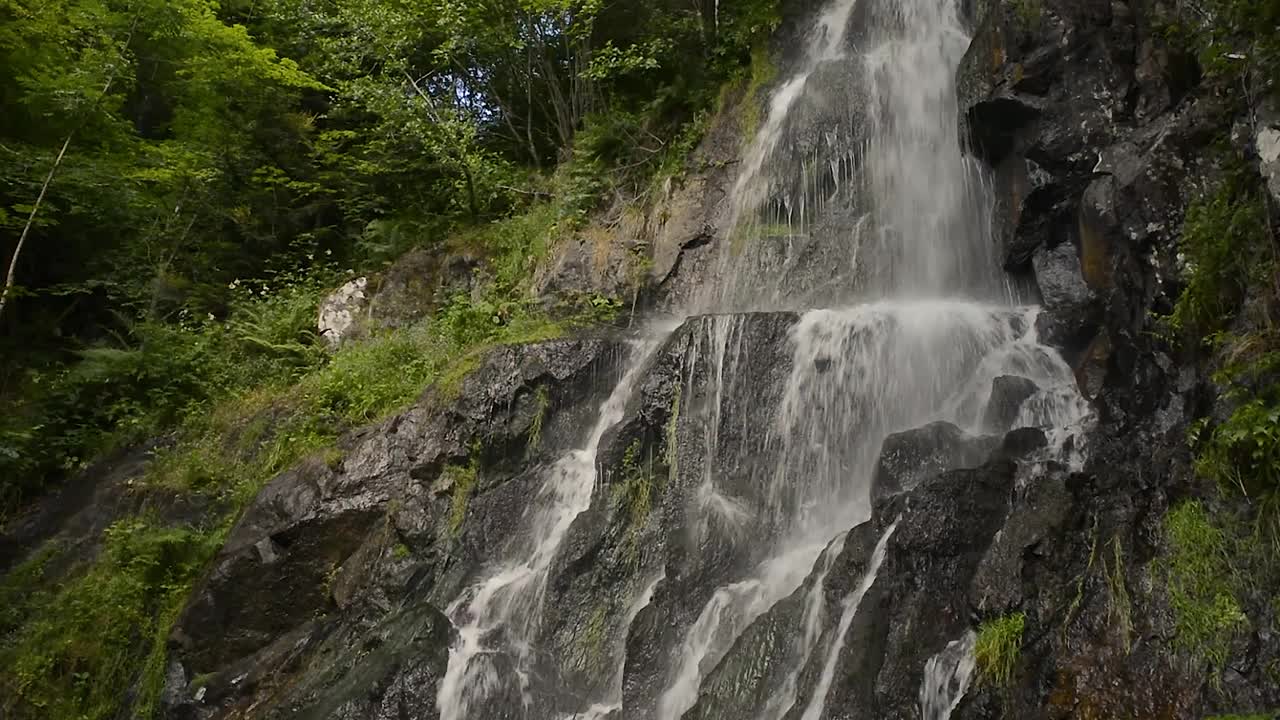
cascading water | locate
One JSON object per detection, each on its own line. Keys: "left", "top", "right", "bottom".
{"left": 918, "top": 632, "right": 978, "bottom": 720}
{"left": 436, "top": 335, "right": 668, "bottom": 720}
{"left": 437, "top": 0, "right": 1091, "bottom": 716}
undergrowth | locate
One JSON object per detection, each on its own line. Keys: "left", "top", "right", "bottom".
{"left": 1162, "top": 502, "right": 1250, "bottom": 683}
{"left": 0, "top": 198, "right": 620, "bottom": 720}
{"left": 0, "top": 520, "right": 221, "bottom": 720}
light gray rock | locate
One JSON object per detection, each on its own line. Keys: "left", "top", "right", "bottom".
{"left": 317, "top": 277, "right": 369, "bottom": 348}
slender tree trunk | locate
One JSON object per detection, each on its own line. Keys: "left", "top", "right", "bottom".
{"left": 0, "top": 134, "right": 73, "bottom": 322}
{"left": 0, "top": 17, "right": 133, "bottom": 324}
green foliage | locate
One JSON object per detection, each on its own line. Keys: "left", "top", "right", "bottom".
{"left": 1195, "top": 392, "right": 1280, "bottom": 535}
{"left": 1163, "top": 502, "right": 1249, "bottom": 681}
{"left": 1010, "top": 0, "right": 1044, "bottom": 28}
{"left": 0, "top": 273, "right": 333, "bottom": 510}
{"left": 447, "top": 456, "right": 480, "bottom": 537}
{"left": 974, "top": 612, "right": 1025, "bottom": 688}
{"left": 1167, "top": 179, "right": 1271, "bottom": 337}
{"left": 528, "top": 386, "right": 551, "bottom": 452}
{"left": 0, "top": 519, "right": 221, "bottom": 720}
{"left": 1165, "top": 0, "right": 1280, "bottom": 81}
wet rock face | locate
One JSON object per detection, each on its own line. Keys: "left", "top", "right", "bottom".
{"left": 871, "top": 422, "right": 1000, "bottom": 500}
{"left": 163, "top": 336, "right": 625, "bottom": 719}
{"left": 953, "top": 0, "right": 1280, "bottom": 716}
{"left": 982, "top": 375, "right": 1039, "bottom": 433}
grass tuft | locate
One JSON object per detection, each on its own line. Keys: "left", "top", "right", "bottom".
{"left": 975, "top": 612, "right": 1025, "bottom": 688}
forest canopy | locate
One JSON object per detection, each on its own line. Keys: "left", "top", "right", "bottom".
{"left": 0, "top": 0, "right": 781, "bottom": 509}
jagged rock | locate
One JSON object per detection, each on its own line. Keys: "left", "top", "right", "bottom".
{"left": 317, "top": 277, "right": 369, "bottom": 348}
{"left": 162, "top": 336, "right": 624, "bottom": 718}
{"left": 871, "top": 422, "right": 1000, "bottom": 501}
{"left": 813, "top": 460, "right": 1021, "bottom": 718}
{"left": 982, "top": 375, "right": 1039, "bottom": 433}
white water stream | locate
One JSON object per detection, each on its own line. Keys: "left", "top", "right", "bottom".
{"left": 437, "top": 0, "right": 1091, "bottom": 716}
{"left": 919, "top": 632, "right": 979, "bottom": 720}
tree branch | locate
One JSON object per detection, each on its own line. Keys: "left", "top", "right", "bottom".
{"left": 0, "top": 134, "right": 73, "bottom": 321}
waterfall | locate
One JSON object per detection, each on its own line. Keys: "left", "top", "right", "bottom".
{"left": 918, "top": 632, "right": 978, "bottom": 720}
{"left": 436, "top": 0, "right": 1091, "bottom": 716}
{"left": 799, "top": 521, "right": 898, "bottom": 720}
{"left": 436, "top": 334, "right": 669, "bottom": 720}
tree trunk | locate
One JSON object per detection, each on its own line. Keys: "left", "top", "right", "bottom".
{"left": 0, "top": 134, "right": 73, "bottom": 323}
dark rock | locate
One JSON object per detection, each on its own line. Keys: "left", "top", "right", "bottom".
{"left": 998, "top": 426, "right": 1049, "bottom": 458}
{"left": 813, "top": 460, "right": 1021, "bottom": 718}
{"left": 162, "top": 337, "right": 625, "bottom": 718}
{"left": 871, "top": 422, "right": 1000, "bottom": 501}
{"left": 982, "top": 375, "right": 1040, "bottom": 433}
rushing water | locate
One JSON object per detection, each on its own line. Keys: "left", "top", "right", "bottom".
{"left": 437, "top": 0, "right": 1091, "bottom": 716}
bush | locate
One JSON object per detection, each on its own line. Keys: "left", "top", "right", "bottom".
{"left": 0, "top": 273, "right": 333, "bottom": 515}
{"left": 1167, "top": 179, "right": 1270, "bottom": 338}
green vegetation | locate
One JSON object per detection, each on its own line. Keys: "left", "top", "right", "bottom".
{"left": 1164, "top": 0, "right": 1280, "bottom": 82}
{"left": 1104, "top": 537, "right": 1134, "bottom": 654}
{"left": 1009, "top": 0, "right": 1043, "bottom": 29}
{"left": 0, "top": 520, "right": 221, "bottom": 720}
{"left": 613, "top": 439, "right": 661, "bottom": 565}
{"left": 1163, "top": 502, "right": 1250, "bottom": 683}
{"left": 1166, "top": 177, "right": 1271, "bottom": 339}
{"left": 1157, "top": 128, "right": 1280, "bottom": 692}
{"left": 974, "top": 612, "right": 1025, "bottom": 688}
{"left": 448, "top": 453, "right": 482, "bottom": 537}
{"left": 1, "top": 0, "right": 784, "bottom": 514}
{"left": 528, "top": 386, "right": 551, "bottom": 453}
{"left": 0, "top": 1, "right": 787, "bottom": 717}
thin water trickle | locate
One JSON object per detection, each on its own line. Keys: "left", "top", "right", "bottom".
{"left": 436, "top": 334, "right": 668, "bottom": 720}
{"left": 919, "top": 631, "right": 978, "bottom": 720}
{"left": 800, "top": 521, "right": 899, "bottom": 720}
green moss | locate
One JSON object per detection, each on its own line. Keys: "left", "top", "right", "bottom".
{"left": 1105, "top": 537, "right": 1134, "bottom": 654}
{"left": 393, "top": 542, "right": 411, "bottom": 559}
{"left": 527, "top": 385, "right": 550, "bottom": 452}
{"left": 447, "top": 456, "right": 481, "bottom": 537}
{"left": 1163, "top": 502, "right": 1249, "bottom": 682}
{"left": 975, "top": 612, "right": 1025, "bottom": 688}
{"left": 582, "top": 604, "right": 609, "bottom": 667}
{"left": 665, "top": 384, "right": 682, "bottom": 479}
{"left": 614, "top": 440, "right": 658, "bottom": 566}
{"left": 741, "top": 43, "right": 778, "bottom": 139}
{"left": 1009, "top": 0, "right": 1042, "bottom": 28}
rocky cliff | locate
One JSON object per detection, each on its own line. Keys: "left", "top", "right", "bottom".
{"left": 4, "top": 0, "right": 1279, "bottom": 718}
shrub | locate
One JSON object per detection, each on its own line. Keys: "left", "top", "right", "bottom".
{"left": 1167, "top": 180, "right": 1270, "bottom": 338}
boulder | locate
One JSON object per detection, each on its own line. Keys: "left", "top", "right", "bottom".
{"left": 871, "top": 422, "right": 1000, "bottom": 501}
{"left": 317, "top": 277, "right": 369, "bottom": 348}
{"left": 982, "top": 375, "right": 1039, "bottom": 433}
